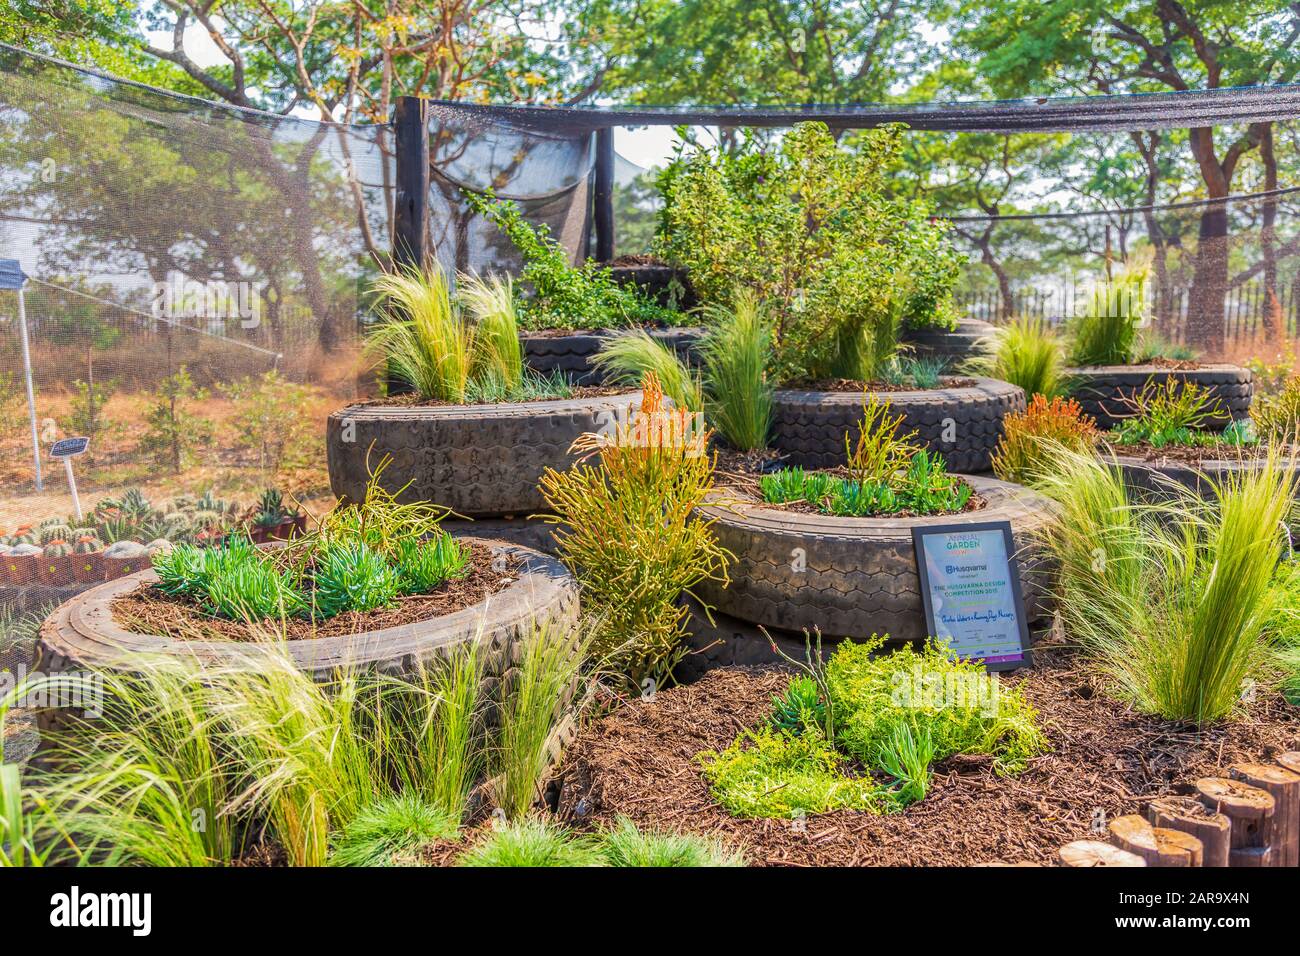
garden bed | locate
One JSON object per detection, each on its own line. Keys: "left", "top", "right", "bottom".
{"left": 901, "top": 317, "right": 997, "bottom": 366}
{"left": 552, "top": 641, "right": 1300, "bottom": 866}
{"left": 770, "top": 376, "right": 1024, "bottom": 473}
{"left": 1067, "top": 363, "right": 1253, "bottom": 430}
{"left": 326, "top": 390, "right": 643, "bottom": 517}
{"left": 522, "top": 327, "right": 704, "bottom": 386}
{"left": 35, "top": 538, "right": 577, "bottom": 680}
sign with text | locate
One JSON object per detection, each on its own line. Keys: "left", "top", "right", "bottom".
{"left": 911, "top": 521, "right": 1031, "bottom": 671}
{"left": 50, "top": 436, "right": 90, "bottom": 459}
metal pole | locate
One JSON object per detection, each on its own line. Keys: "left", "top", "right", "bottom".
{"left": 63, "top": 456, "right": 81, "bottom": 520}
{"left": 593, "top": 127, "right": 615, "bottom": 262}
{"left": 16, "top": 286, "right": 42, "bottom": 491}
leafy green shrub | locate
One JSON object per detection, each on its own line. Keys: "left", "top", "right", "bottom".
{"left": 1067, "top": 272, "right": 1146, "bottom": 366}
{"left": 60, "top": 377, "right": 118, "bottom": 453}
{"left": 599, "top": 817, "right": 744, "bottom": 867}
{"left": 825, "top": 637, "right": 1046, "bottom": 787}
{"left": 539, "top": 375, "right": 730, "bottom": 687}
{"left": 699, "top": 725, "right": 882, "bottom": 818}
{"left": 464, "top": 190, "right": 675, "bottom": 331}
{"left": 458, "top": 816, "right": 605, "bottom": 867}
{"left": 219, "top": 370, "right": 320, "bottom": 475}
{"left": 965, "top": 317, "right": 1066, "bottom": 399}
{"left": 1035, "top": 447, "right": 1297, "bottom": 724}
{"left": 991, "top": 394, "right": 1099, "bottom": 485}
{"left": 659, "top": 122, "right": 961, "bottom": 382}
{"left": 329, "top": 793, "right": 458, "bottom": 867}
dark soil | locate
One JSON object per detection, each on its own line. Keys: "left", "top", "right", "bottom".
{"left": 112, "top": 541, "right": 520, "bottom": 642}
{"left": 552, "top": 640, "right": 1300, "bottom": 866}
{"left": 356, "top": 386, "right": 629, "bottom": 408}
{"left": 786, "top": 376, "right": 979, "bottom": 392}
{"left": 609, "top": 254, "right": 669, "bottom": 268}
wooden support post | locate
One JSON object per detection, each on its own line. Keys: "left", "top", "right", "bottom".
{"left": 593, "top": 126, "right": 615, "bottom": 263}
{"left": 1059, "top": 840, "right": 1147, "bottom": 867}
{"left": 1147, "top": 796, "right": 1231, "bottom": 868}
{"left": 393, "top": 95, "right": 430, "bottom": 272}
{"left": 1230, "top": 763, "right": 1300, "bottom": 867}
{"left": 1108, "top": 815, "right": 1203, "bottom": 866}
{"left": 1196, "top": 777, "right": 1275, "bottom": 867}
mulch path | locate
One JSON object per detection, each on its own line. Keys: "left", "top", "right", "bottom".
{"left": 552, "top": 641, "right": 1300, "bottom": 866}
{"left": 1106, "top": 439, "right": 1265, "bottom": 465}
{"left": 112, "top": 541, "right": 519, "bottom": 642}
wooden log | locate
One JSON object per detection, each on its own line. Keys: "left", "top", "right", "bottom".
{"left": 1108, "top": 814, "right": 1204, "bottom": 867}
{"left": 1148, "top": 796, "right": 1231, "bottom": 868}
{"left": 1059, "top": 840, "right": 1147, "bottom": 867}
{"left": 1228, "top": 846, "right": 1272, "bottom": 867}
{"left": 1278, "top": 752, "right": 1300, "bottom": 777}
{"left": 1230, "top": 763, "right": 1300, "bottom": 867}
{"left": 1195, "top": 777, "right": 1274, "bottom": 865}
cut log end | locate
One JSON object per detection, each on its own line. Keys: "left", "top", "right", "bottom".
{"left": 1059, "top": 840, "right": 1147, "bottom": 867}
{"left": 1109, "top": 814, "right": 1204, "bottom": 867}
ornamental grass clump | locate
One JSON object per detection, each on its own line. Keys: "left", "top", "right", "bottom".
{"left": 367, "top": 265, "right": 559, "bottom": 403}
{"left": 1034, "top": 446, "right": 1297, "bottom": 725}
{"left": 965, "top": 316, "right": 1067, "bottom": 399}
{"left": 991, "top": 394, "right": 1099, "bottom": 485}
{"left": 1068, "top": 271, "right": 1147, "bottom": 366}
{"left": 539, "top": 373, "right": 731, "bottom": 687}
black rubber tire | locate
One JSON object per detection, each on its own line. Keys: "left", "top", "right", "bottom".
{"left": 692, "top": 475, "right": 1057, "bottom": 645}
{"left": 770, "top": 376, "right": 1026, "bottom": 473}
{"left": 902, "top": 318, "right": 997, "bottom": 367}
{"left": 1066, "top": 363, "right": 1253, "bottom": 430}
{"left": 608, "top": 264, "right": 697, "bottom": 311}
{"left": 34, "top": 539, "right": 579, "bottom": 682}
{"left": 1110, "top": 452, "right": 1300, "bottom": 504}
{"left": 326, "top": 392, "right": 641, "bottom": 517}
{"left": 522, "top": 327, "right": 705, "bottom": 386}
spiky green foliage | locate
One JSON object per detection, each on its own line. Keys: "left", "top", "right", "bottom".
{"left": 697, "top": 293, "right": 774, "bottom": 451}
{"left": 759, "top": 454, "right": 971, "bottom": 518}
{"left": 329, "top": 793, "right": 459, "bottom": 867}
{"left": 599, "top": 817, "right": 744, "bottom": 867}
{"left": 458, "top": 272, "right": 524, "bottom": 394}
{"left": 392, "top": 533, "right": 470, "bottom": 595}
{"left": 846, "top": 395, "right": 918, "bottom": 486}
{"left": 1251, "top": 375, "right": 1300, "bottom": 445}
{"left": 310, "top": 540, "right": 402, "bottom": 618}
{"left": 992, "top": 395, "right": 1099, "bottom": 485}
{"left": 1112, "top": 378, "right": 1225, "bottom": 447}
{"left": 592, "top": 329, "right": 703, "bottom": 413}
{"left": 759, "top": 467, "right": 836, "bottom": 506}
{"left": 458, "top": 816, "right": 605, "bottom": 867}
{"left": 493, "top": 620, "right": 588, "bottom": 820}
{"left": 1035, "top": 447, "right": 1297, "bottom": 724}
{"left": 770, "top": 675, "right": 828, "bottom": 736}
{"left": 965, "top": 317, "right": 1067, "bottom": 399}
{"left": 1068, "top": 272, "right": 1147, "bottom": 366}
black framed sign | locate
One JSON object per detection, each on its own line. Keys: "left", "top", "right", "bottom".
{"left": 911, "top": 520, "right": 1032, "bottom": 671}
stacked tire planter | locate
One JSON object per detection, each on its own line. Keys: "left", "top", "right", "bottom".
{"left": 327, "top": 391, "right": 642, "bottom": 518}
{"left": 522, "top": 327, "right": 705, "bottom": 387}
{"left": 35, "top": 539, "right": 578, "bottom": 683}
{"left": 690, "top": 475, "right": 1058, "bottom": 656}
{"left": 901, "top": 317, "right": 996, "bottom": 367}
{"left": 1068, "top": 363, "right": 1253, "bottom": 430}
{"left": 770, "top": 376, "right": 1026, "bottom": 473}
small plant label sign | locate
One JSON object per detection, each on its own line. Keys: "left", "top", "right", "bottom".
{"left": 49, "top": 436, "right": 90, "bottom": 459}
{"left": 910, "top": 521, "right": 1031, "bottom": 671}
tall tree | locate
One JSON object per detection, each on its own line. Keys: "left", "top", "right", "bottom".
{"left": 947, "top": 0, "right": 1300, "bottom": 352}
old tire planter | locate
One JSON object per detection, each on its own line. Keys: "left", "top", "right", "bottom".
{"left": 1067, "top": 363, "right": 1252, "bottom": 431}
{"left": 608, "top": 263, "right": 697, "bottom": 312}
{"left": 902, "top": 318, "right": 996, "bottom": 367}
{"left": 35, "top": 539, "right": 578, "bottom": 682}
{"left": 770, "top": 376, "right": 1025, "bottom": 473}
{"left": 1111, "top": 453, "right": 1300, "bottom": 504}
{"left": 522, "top": 327, "right": 705, "bottom": 386}
{"left": 327, "top": 391, "right": 641, "bottom": 517}
{"left": 693, "top": 475, "right": 1056, "bottom": 645}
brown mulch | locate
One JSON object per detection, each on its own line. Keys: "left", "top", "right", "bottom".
{"left": 551, "top": 641, "right": 1300, "bottom": 866}
{"left": 111, "top": 542, "right": 520, "bottom": 642}
{"left": 786, "top": 376, "right": 978, "bottom": 392}
{"left": 1146, "top": 357, "right": 1201, "bottom": 370}
{"left": 354, "top": 386, "right": 629, "bottom": 408}
{"left": 1106, "top": 439, "right": 1259, "bottom": 465}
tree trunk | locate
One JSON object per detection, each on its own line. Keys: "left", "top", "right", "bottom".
{"left": 1260, "top": 123, "right": 1283, "bottom": 340}
{"left": 1184, "top": 129, "right": 1230, "bottom": 356}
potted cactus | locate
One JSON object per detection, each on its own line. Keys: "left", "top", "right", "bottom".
{"left": 37, "top": 540, "right": 75, "bottom": 587}
{"left": 72, "top": 534, "right": 106, "bottom": 583}
{"left": 3, "top": 527, "right": 41, "bottom": 584}
{"left": 101, "top": 539, "right": 150, "bottom": 580}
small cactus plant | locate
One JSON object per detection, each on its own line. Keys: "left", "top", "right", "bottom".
{"left": 73, "top": 534, "right": 103, "bottom": 554}
{"left": 39, "top": 523, "right": 76, "bottom": 546}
